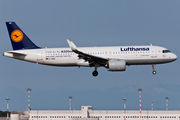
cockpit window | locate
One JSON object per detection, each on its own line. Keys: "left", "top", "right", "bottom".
{"left": 163, "top": 50, "right": 171, "bottom": 53}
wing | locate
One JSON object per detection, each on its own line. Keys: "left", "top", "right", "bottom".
{"left": 67, "top": 39, "right": 108, "bottom": 65}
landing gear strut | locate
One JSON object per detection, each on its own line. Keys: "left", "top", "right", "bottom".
{"left": 152, "top": 65, "right": 157, "bottom": 75}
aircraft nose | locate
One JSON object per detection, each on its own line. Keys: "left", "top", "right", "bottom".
{"left": 172, "top": 53, "right": 177, "bottom": 61}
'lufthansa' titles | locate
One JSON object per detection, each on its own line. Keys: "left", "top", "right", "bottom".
{"left": 121, "top": 47, "right": 149, "bottom": 51}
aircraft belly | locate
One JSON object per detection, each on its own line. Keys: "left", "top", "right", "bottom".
{"left": 127, "top": 58, "right": 173, "bottom": 65}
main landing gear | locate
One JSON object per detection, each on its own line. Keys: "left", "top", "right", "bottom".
{"left": 92, "top": 63, "right": 100, "bottom": 77}
{"left": 92, "top": 70, "right": 98, "bottom": 76}
{"left": 152, "top": 65, "right": 157, "bottom": 75}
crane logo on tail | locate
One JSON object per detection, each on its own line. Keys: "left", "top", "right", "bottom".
{"left": 11, "top": 30, "right": 23, "bottom": 42}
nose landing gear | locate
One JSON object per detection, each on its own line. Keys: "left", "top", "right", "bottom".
{"left": 152, "top": 70, "right": 156, "bottom": 75}
{"left": 152, "top": 65, "right": 157, "bottom": 75}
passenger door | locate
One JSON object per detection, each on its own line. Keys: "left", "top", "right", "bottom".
{"left": 37, "top": 51, "right": 43, "bottom": 61}
{"left": 151, "top": 47, "right": 157, "bottom": 58}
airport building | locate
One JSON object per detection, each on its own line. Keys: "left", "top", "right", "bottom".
{"left": 10, "top": 106, "right": 180, "bottom": 120}
{"left": 8, "top": 89, "right": 180, "bottom": 120}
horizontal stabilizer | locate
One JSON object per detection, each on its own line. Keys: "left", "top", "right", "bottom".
{"left": 6, "top": 51, "right": 27, "bottom": 55}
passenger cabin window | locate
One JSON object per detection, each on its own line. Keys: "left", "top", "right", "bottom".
{"left": 163, "top": 50, "right": 171, "bottom": 53}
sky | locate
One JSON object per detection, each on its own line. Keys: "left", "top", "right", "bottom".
{"left": 0, "top": 0, "right": 180, "bottom": 111}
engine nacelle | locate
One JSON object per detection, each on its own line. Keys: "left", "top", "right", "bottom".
{"left": 108, "top": 59, "right": 126, "bottom": 71}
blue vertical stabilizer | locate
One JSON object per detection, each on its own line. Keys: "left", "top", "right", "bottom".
{"left": 6, "top": 22, "right": 40, "bottom": 50}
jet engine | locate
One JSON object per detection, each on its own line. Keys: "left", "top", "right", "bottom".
{"left": 106, "top": 59, "right": 126, "bottom": 71}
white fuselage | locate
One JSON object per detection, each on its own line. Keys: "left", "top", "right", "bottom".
{"left": 3, "top": 45, "right": 177, "bottom": 67}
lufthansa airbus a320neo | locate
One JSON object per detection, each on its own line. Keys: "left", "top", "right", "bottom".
{"left": 3, "top": 22, "right": 177, "bottom": 76}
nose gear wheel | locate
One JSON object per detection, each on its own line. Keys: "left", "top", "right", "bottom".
{"left": 152, "top": 65, "right": 156, "bottom": 75}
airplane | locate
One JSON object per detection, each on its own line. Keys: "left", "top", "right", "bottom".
{"left": 3, "top": 22, "right": 177, "bottom": 77}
